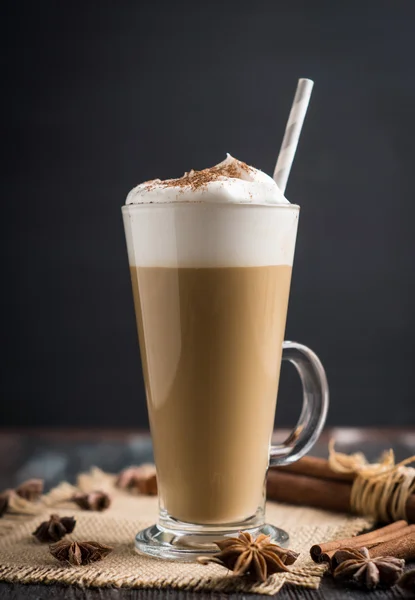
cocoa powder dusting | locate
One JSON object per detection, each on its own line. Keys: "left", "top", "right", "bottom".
{"left": 144, "top": 158, "right": 253, "bottom": 193}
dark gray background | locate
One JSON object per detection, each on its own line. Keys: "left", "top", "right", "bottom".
{"left": 2, "top": 0, "right": 414, "bottom": 428}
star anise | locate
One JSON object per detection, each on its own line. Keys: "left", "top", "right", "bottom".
{"left": 397, "top": 569, "right": 415, "bottom": 592}
{"left": 332, "top": 547, "right": 404, "bottom": 589}
{"left": 0, "top": 479, "right": 44, "bottom": 517}
{"left": 198, "top": 531, "right": 299, "bottom": 582}
{"left": 50, "top": 539, "right": 113, "bottom": 566}
{"left": 33, "top": 514, "right": 76, "bottom": 543}
{"left": 15, "top": 479, "right": 44, "bottom": 501}
{"left": 116, "top": 464, "right": 158, "bottom": 495}
{"left": 72, "top": 491, "right": 111, "bottom": 511}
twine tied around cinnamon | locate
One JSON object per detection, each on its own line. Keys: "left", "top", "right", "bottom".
{"left": 328, "top": 440, "right": 415, "bottom": 522}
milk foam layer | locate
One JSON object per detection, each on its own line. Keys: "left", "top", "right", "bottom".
{"left": 123, "top": 155, "right": 298, "bottom": 267}
{"left": 126, "top": 154, "right": 289, "bottom": 205}
{"left": 122, "top": 203, "right": 299, "bottom": 268}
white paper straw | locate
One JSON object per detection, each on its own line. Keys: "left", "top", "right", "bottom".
{"left": 273, "top": 78, "right": 314, "bottom": 193}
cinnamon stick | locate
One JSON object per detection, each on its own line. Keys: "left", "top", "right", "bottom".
{"left": 266, "top": 469, "right": 415, "bottom": 522}
{"left": 310, "top": 520, "right": 408, "bottom": 563}
{"left": 271, "top": 456, "right": 354, "bottom": 482}
{"left": 310, "top": 521, "right": 408, "bottom": 562}
{"left": 266, "top": 470, "right": 352, "bottom": 513}
{"left": 370, "top": 530, "right": 415, "bottom": 561}
{"left": 328, "top": 526, "right": 415, "bottom": 569}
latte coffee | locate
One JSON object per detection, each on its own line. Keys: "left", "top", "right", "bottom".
{"left": 130, "top": 265, "right": 292, "bottom": 524}
{"left": 122, "top": 145, "right": 328, "bottom": 561}
{"left": 122, "top": 155, "right": 299, "bottom": 527}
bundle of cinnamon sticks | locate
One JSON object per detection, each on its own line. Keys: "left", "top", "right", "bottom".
{"left": 266, "top": 455, "right": 415, "bottom": 521}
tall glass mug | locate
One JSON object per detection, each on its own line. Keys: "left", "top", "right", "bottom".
{"left": 122, "top": 201, "right": 329, "bottom": 559}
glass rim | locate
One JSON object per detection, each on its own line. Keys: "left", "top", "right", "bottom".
{"left": 121, "top": 202, "right": 300, "bottom": 213}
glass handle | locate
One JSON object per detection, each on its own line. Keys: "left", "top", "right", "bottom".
{"left": 269, "top": 341, "right": 329, "bottom": 467}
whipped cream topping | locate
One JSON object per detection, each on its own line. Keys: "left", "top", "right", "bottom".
{"left": 126, "top": 154, "right": 289, "bottom": 205}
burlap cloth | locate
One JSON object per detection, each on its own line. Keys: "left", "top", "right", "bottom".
{"left": 0, "top": 468, "right": 372, "bottom": 594}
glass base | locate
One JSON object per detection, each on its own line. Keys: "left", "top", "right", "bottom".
{"left": 135, "top": 522, "right": 289, "bottom": 561}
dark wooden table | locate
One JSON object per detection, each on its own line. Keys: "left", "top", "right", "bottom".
{"left": 0, "top": 428, "right": 414, "bottom": 599}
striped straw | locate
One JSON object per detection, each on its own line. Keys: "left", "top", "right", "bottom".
{"left": 273, "top": 78, "right": 314, "bottom": 194}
